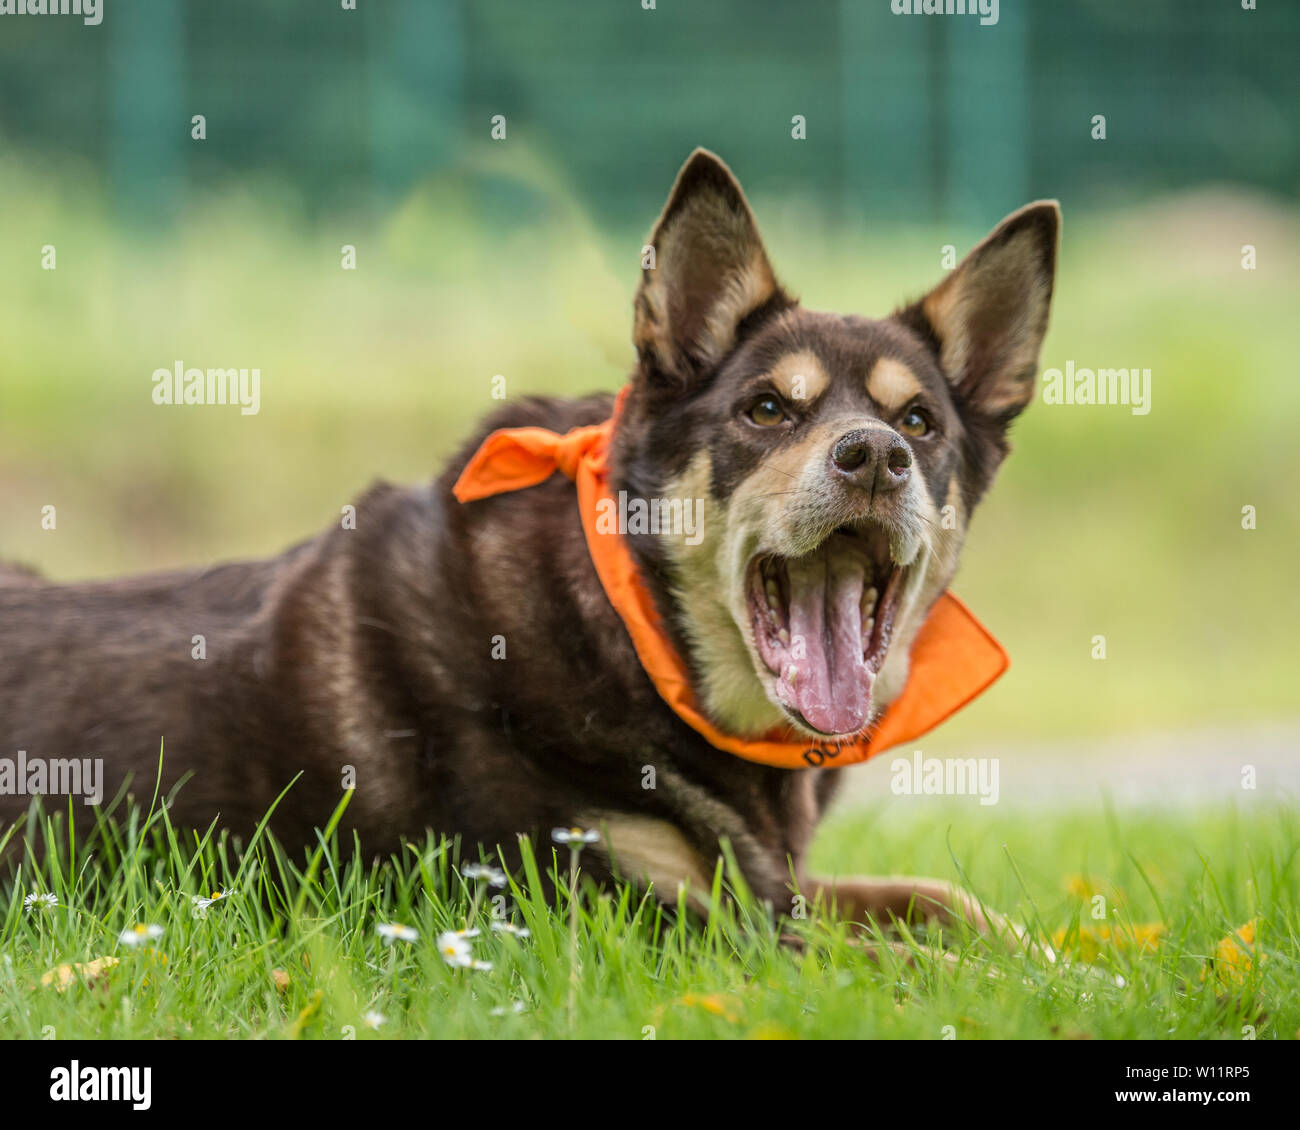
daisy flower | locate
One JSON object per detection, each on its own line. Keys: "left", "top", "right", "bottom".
{"left": 490, "top": 1001, "right": 527, "bottom": 1016}
{"left": 362, "top": 1010, "right": 386, "bottom": 1029}
{"left": 462, "top": 863, "right": 508, "bottom": 888}
{"left": 551, "top": 826, "right": 600, "bottom": 846}
{"left": 490, "top": 921, "right": 530, "bottom": 938}
{"left": 24, "top": 892, "right": 57, "bottom": 912}
{"left": 436, "top": 930, "right": 474, "bottom": 967}
{"left": 376, "top": 922, "right": 418, "bottom": 944}
{"left": 192, "top": 889, "right": 234, "bottom": 916}
{"left": 119, "top": 923, "right": 164, "bottom": 947}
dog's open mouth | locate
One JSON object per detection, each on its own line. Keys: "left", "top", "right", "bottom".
{"left": 746, "top": 525, "right": 906, "bottom": 738}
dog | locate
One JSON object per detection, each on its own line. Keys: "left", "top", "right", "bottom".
{"left": 1, "top": 150, "right": 1058, "bottom": 948}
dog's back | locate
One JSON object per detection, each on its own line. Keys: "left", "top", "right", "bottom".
{"left": 0, "top": 393, "right": 632, "bottom": 860}
{"left": 1, "top": 548, "right": 310, "bottom": 835}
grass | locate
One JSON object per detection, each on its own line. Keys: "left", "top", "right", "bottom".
{"left": 2, "top": 791, "right": 1294, "bottom": 1040}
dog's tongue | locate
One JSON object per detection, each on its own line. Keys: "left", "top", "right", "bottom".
{"left": 779, "top": 550, "right": 870, "bottom": 735}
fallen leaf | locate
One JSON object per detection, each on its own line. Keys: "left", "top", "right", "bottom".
{"left": 677, "top": 992, "right": 743, "bottom": 1023}
{"left": 40, "top": 955, "right": 119, "bottom": 992}
{"left": 1051, "top": 923, "right": 1164, "bottom": 962}
{"left": 1204, "top": 920, "right": 1266, "bottom": 991}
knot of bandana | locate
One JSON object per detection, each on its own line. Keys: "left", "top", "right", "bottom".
{"left": 453, "top": 422, "right": 612, "bottom": 502}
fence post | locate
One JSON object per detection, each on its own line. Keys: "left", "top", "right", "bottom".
{"left": 943, "top": 5, "right": 1028, "bottom": 227}
{"left": 109, "top": 0, "right": 184, "bottom": 224}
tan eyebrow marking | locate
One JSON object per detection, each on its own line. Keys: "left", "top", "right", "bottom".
{"left": 866, "top": 358, "right": 923, "bottom": 411}
{"left": 766, "top": 349, "right": 829, "bottom": 403}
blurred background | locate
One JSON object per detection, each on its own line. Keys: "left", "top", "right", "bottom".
{"left": 0, "top": 1, "right": 1296, "bottom": 796}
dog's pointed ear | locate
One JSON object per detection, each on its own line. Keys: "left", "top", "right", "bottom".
{"left": 901, "top": 201, "right": 1060, "bottom": 423}
{"left": 634, "top": 149, "right": 789, "bottom": 389}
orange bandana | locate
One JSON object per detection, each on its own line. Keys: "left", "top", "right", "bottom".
{"left": 452, "top": 392, "right": 1008, "bottom": 770}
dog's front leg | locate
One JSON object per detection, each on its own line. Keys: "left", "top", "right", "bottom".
{"left": 804, "top": 874, "right": 1050, "bottom": 959}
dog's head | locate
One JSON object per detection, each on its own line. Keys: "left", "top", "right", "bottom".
{"left": 615, "top": 150, "right": 1058, "bottom": 743}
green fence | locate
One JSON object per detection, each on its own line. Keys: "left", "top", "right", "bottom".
{"left": 0, "top": 0, "right": 1295, "bottom": 224}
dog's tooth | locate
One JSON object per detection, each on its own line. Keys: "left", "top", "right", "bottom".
{"left": 786, "top": 665, "right": 798, "bottom": 686}
{"left": 765, "top": 581, "right": 780, "bottom": 610}
{"left": 778, "top": 628, "right": 790, "bottom": 646}
{"left": 862, "top": 586, "right": 878, "bottom": 610}
{"left": 863, "top": 616, "right": 875, "bottom": 639}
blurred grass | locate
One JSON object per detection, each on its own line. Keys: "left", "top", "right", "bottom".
{"left": 1, "top": 149, "right": 1297, "bottom": 742}
{"left": 3, "top": 797, "right": 1295, "bottom": 1039}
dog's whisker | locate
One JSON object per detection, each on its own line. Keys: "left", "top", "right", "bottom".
{"left": 750, "top": 460, "right": 800, "bottom": 481}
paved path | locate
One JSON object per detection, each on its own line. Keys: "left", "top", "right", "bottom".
{"left": 834, "top": 721, "right": 1300, "bottom": 810}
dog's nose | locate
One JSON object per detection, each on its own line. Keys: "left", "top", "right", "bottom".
{"left": 830, "top": 429, "right": 912, "bottom": 493}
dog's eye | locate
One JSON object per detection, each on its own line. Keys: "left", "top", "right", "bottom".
{"left": 748, "top": 396, "right": 787, "bottom": 428}
{"left": 899, "top": 407, "right": 931, "bottom": 437}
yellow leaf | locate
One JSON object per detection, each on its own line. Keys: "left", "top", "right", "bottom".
{"left": 1204, "top": 920, "right": 1265, "bottom": 990}
{"left": 40, "top": 955, "right": 119, "bottom": 992}
{"left": 677, "top": 992, "right": 743, "bottom": 1023}
{"left": 1052, "top": 923, "right": 1164, "bottom": 962}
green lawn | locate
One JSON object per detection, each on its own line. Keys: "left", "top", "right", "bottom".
{"left": 2, "top": 793, "right": 1292, "bottom": 1040}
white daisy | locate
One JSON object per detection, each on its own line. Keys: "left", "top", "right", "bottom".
{"left": 436, "top": 930, "right": 474, "bottom": 967}
{"left": 377, "top": 922, "right": 418, "bottom": 944}
{"left": 462, "top": 863, "right": 508, "bottom": 888}
{"left": 551, "top": 826, "right": 600, "bottom": 846}
{"left": 119, "top": 923, "right": 164, "bottom": 946}
{"left": 490, "top": 921, "right": 530, "bottom": 938}
{"left": 23, "top": 892, "right": 57, "bottom": 912}
{"left": 490, "top": 1001, "right": 527, "bottom": 1016}
{"left": 191, "top": 889, "right": 234, "bottom": 916}
{"left": 362, "top": 1010, "right": 386, "bottom": 1029}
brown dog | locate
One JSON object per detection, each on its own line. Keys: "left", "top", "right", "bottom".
{"left": 0, "top": 150, "right": 1058, "bottom": 947}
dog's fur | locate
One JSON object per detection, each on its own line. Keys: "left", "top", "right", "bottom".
{"left": 0, "top": 151, "right": 1058, "bottom": 939}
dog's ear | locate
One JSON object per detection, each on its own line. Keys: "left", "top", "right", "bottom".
{"left": 901, "top": 201, "right": 1060, "bottom": 424}
{"left": 634, "top": 149, "right": 789, "bottom": 390}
